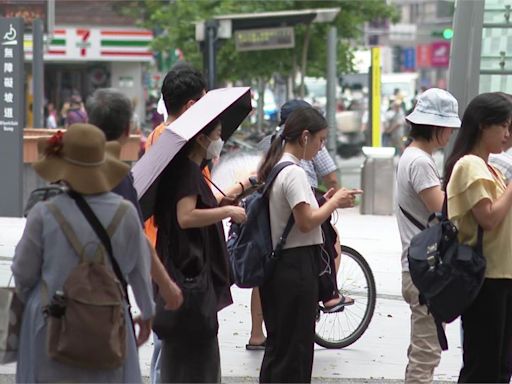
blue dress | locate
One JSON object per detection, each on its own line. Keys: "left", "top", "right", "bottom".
{"left": 12, "top": 192, "right": 154, "bottom": 383}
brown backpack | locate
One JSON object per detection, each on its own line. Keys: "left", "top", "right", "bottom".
{"left": 43, "top": 201, "right": 129, "bottom": 369}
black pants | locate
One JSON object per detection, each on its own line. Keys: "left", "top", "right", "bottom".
{"left": 259, "top": 245, "right": 320, "bottom": 383}
{"left": 315, "top": 191, "right": 339, "bottom": 302}
{"left": 459, "top": 278, "right": 512, "bottom": 383}
{"left": 160, "top": 335, "right": 221, "bottom": 383}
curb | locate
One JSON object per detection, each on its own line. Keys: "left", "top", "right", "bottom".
{"left": 0, "top": 373, "right": 455, "bottom": 383}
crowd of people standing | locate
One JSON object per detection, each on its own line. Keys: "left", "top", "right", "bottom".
{"left": 10, "top": 59, "right": 512, "bottom": 384}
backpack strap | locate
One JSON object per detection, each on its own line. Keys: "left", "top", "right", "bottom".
{"left": 67, "top": 191, "right": 128, "bottom": 297}
{"left": 435, "top": 318, "right": 448, "bottom": 351}
{"left": 43, "top": 201, "right": 87, "bottom": 307}
{"left": 399, "top": 205, "right": 426, "bottom": 231}
{"left": 272, "top": 214, "right": 295, "bottom": 258}
{"left": 419, "top": 292, "right": 448, "bottom": 350}
{"left": 443, "top": 194, "right": 484, "bottom": 255}
{"left": 262, "top": 161, "right": 296, "bottom": 257}
{"left": 67, "top": 191, "right": 135, "bottom": 336}
{"left": 106, "top": 201, "right": 130, "bottom": 237}
{"left": 262, "top": 161, "right": 295, "bottom": 196}
{"left": 46, "top": 202, "right": 84, "bottom": 257}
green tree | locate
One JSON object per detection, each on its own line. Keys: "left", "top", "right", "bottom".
{"left": 121, "top": 0, "right": 398, "bottom": 127}
{"left": 125, "top": 0, "right": 398, "bottom": 85}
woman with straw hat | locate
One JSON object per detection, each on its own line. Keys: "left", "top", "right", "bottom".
{"left": 12, "top": 124, "right": 154, "bottom": 383}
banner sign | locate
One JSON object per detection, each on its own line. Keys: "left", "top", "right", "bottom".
{"left": 0, "top": 17, "right": 24, "bottom": 217}
{"left": 431, "top": 41, "right": 450, "bottom": 68}
{"left": 403, "top": 47, "right": 416, "bottom": 70}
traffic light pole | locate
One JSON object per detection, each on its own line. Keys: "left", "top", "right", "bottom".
{"left": 205, "top": 20, "right": 218, "bottom": 90}
{"left": 32, "top": 19, "right": 44, "bottom": 128}
{"left": 326, "top": 26, "right": 337, "bottom": 162}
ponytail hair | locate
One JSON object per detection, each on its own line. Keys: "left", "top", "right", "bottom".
{"left": 257, "top": 133, "right": 286, "bottom": 182}
{"left": 257, "top": 106, "right": 327, "bottom": 182}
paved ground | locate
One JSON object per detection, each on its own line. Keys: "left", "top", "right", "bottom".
{"left": 0, "top": 205, "right": 462, "bottom": 382}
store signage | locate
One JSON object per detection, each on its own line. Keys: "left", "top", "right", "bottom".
{"left": 0, "top": 17, "right": 24, "bottom": 217}
{"left": 403, "top": 47, "right": 416, "bottom": 70}
{"left": 235, "top": 27, "right": 294, "bottom": 52}
{"left": 431, "top": 41, "right": 450, "bottom": 68}
{"left": 23, "top": 27, "right": 154, "bottom": 62}
{"left": 416, "top": 44, "right": 432, "bottom": 68}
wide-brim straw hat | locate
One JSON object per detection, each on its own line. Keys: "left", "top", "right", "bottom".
{"left": 33, "top": 124, "right": 129, "bottom": 195}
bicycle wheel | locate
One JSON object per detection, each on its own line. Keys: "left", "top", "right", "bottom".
{"left": 314, "top": 245, "right": 376, "bottom": 349}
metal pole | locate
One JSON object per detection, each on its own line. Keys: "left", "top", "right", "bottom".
{"left": 326, "top": 26, "right": 337, "bottom": 161}
{"left": 445, "top": 0, "right": 484, "bottom": 161}
{"left": 370, "top": 47, "right": 381, "bottom": 147}
{"left": 205, "top": 19, "right": 218, "bottom": 90}
{"left": 367, "top": 65, "right": 372, "bottom": 146}
{"left": 32, "top": 18, "right": 44, "bottom": 128}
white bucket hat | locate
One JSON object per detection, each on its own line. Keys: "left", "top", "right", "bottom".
{"left": 406, "top": 88, "right": 461, "bottom": 128}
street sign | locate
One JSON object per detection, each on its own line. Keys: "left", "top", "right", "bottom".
{"left": 0, "top": 17, "right": 24, "bottom": 217}
{"left": 235, "top": 27, "right": 294, "bottom": 52}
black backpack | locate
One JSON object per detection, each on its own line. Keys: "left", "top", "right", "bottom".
{"left": 227, "top": 162, "right": 295, "bottom": 288}
{"left": 401, "top": 199, "right": 486, "bottom": 350}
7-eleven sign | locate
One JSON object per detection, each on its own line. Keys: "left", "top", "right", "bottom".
{"left": 76, "top": 29, "right": 91, "bottom": 57}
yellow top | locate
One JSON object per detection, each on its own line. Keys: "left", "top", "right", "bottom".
{"left": 447, "top": 154, "right": 512, "bottom": 279}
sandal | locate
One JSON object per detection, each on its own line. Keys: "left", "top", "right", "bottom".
{"left": 245, "top": 340, "right": 266, "bottom": 351}
{"left": 321, "top": 295, "right": 355, "bottom": 313}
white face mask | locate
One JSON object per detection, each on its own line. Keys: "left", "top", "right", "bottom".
{"left": 205, "top": 137, "right": 224, "bottom": 159}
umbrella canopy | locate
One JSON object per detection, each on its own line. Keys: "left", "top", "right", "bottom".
{"left": 132, "top": 86, "right": 252, "bottom": 220}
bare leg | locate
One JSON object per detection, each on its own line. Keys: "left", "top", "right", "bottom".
{"left": 248, "top": 288, "right": 266, "bottom": 345}
{"left": 334, "top": 229, "right": 341, "bottom": 272}
{"left": 322, "top": 229, "right": 353, "bottom": 308}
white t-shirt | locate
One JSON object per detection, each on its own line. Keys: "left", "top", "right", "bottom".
{"left": 489, "top": 148, "right": 512, "bottom": 184}
{"left": 396, "top": 147, "right": 441, "bottom": 271}
{"left": 269, "top": 153, "right": 323, "bottom": 250}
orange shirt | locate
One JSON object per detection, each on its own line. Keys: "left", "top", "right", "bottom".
{"left": 144, "top": 122, "right": 212, "bottom": 248}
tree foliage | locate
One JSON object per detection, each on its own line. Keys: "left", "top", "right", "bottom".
{"left": 123, "top": 0, "right": 399, "bottom": 85}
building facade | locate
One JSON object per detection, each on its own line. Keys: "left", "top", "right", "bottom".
{"left": 386, "top": 0, "right": 454, "bottom": 88}
{"left": 23, "top": 1, "right": 153, "bottom": 127}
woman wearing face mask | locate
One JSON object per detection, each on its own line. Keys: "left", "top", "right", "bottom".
{"left": 153, "top": 119, "right": 246, "bottom": 383}
{"left": 257, "top": 107, "right": 362, "bottom": 383}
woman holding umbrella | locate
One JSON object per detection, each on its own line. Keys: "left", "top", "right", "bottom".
{"left": 153, "top": 118, "right": 246, "bottom": 383}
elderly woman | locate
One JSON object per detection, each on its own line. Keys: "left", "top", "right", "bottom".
{"left": 13, "top": 124, "right": 154, "bottom": 382}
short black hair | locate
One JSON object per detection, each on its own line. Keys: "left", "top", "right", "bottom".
{"left": 86, "top": 88, "right": 132, "bottom": 141}
{"left": 408, "top": 122, "right": 444, "bottom": 143}
{"left": 161, "top": 62, "right": 207, "bottom": 116}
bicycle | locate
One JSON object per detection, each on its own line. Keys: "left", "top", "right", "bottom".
{"left": 315, "top": 245, "right": 376, "bottom": 349}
